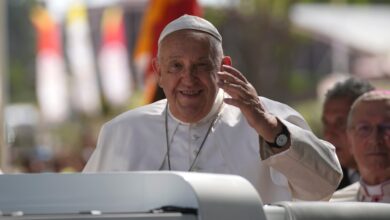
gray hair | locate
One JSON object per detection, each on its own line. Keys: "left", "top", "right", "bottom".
{"left": 347, "top": 90, "right": 390, "bottom": 128}
{"left": 325, "top": 77, "right": 375, "bottom": 102}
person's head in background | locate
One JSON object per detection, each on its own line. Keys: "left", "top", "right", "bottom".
{"left": 322, "top": 78, "right": 375, "bottom": 169}
{"left": 347, "top": 90, "right": 390, "bottom": 185}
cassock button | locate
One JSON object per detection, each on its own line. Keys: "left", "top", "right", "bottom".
{"left": 192, "top": 134, "right": 200, "bottom": 140}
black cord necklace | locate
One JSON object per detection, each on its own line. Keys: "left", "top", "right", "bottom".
{"left": 163, "top": 103, "right": 222, "bottom": 171}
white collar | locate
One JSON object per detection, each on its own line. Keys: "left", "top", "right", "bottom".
{"left": 360, "top": 179, "right": 390, "bottom": 196}
{"left": 167, "top": 89, "right": 224, "bottom": 126}
{"left": 364, "top": 182, "right": 384, "bottom": 196}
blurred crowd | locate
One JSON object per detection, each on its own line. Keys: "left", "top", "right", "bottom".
{"left": 9, "top": 128, "right": 96, "bottom": 173}
{"left": 17, "top": 145, "right": 92, "bottom": 173}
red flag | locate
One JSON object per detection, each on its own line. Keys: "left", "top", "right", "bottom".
{"left": 133, "top": 0, "right": 202, "bottom": 104}
{"left": 99, "top": 7, "right": 133, "bottom": 108}
{"left": 31, "top": 6, "right": 69, "bottom": 123}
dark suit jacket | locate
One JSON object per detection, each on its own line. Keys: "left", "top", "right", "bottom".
{"left": 338, "top": 167, "right": 359, "bottom": 189}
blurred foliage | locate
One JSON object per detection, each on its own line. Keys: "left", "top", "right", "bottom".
{"left": 8, "top": 0, "right": 38, "bottom": 103}
{"left": 203, "top": 0, "right": 390, "bottom": 133}
{"left": 288, "top": 71, "right": 313, "bottom": 95}
{"left": 206, "top": 1, "right": 312, "bottom": 103}
{"left": 8, "top": 0, "right": 390, "bottom": 104}
{"left": 291, "top": 99, "right": 323, "bottom": 137}
{"left": 8, "top": 0, "right": 390, "bottom": 106}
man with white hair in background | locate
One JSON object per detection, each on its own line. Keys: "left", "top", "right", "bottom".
{"left": 84, "top": 14, "right": 342, "bottom": 203}
{"left": 332, "top": 90, "right": 390, "bottom": 202}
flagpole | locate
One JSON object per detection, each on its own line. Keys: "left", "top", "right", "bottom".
{"left": 0, "top": 0, "right": 8, "bottom": 172}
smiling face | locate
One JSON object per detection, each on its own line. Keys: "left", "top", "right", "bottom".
{"left": 347, "top": 99, "right": 390, "bottom": 184}
{"left": 155, "top": 30, "right": 223, "bottom": 123}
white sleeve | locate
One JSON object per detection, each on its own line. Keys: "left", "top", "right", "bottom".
{"left": 262, "top": 116, "right": 342, "bottom": 201}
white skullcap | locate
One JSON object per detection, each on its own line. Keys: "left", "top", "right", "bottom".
{"left": 158, "top": 14, "right": 222, "bottom": 44}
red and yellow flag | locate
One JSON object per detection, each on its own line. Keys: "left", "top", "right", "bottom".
{"left": 99, "top": 7, "right": 133, "bottom": 108}
{"left": 31, "top": 6, "right": 69, "bottom": 123}
{"left": 133, "top": 0, "right": 202, "bottom": 104}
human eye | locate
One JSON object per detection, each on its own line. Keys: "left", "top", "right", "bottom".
{"left": 167, "top": 61, "right": 183, "bottom": 74}
{"left": 332, "top": 118, "right": 347, "bottom": 131}
{"left": 354, "top": 123, "right": 372, "bottom": 138}
{"left": 379, "top": 123, "right": 390, "bottom": 137}
{"left": 196, "top": 61, "right": 214, "bottom": 72}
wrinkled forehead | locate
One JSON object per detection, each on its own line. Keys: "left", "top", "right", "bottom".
{"left": 157, "top": 30, "right": 222, "bottom": 63}
{"left": 160, "top": 29, "right": 213, "bottom": 46}
{"left": 348, "top": 91, "right": 390, "bottom": 125}
{"left": 355, "top": 99, "right": 390, "bottom": 111}
{"left": 349, "top": 99, "right": 390, "bottom": 123}
{"left": 351, "top": 90, "right": 390, "bottom": 112}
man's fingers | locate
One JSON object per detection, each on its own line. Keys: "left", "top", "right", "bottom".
{"left": 219, "top": 82, "right": 251, "bottom": 100}
{"left": 217, "top": 72, "right": 246, "bottom": 87}
{"left": 223, "top": 97, "right": 258, "bottom": 109}
{"left": 222, "top": 64, "right": 248, "bottom": 83}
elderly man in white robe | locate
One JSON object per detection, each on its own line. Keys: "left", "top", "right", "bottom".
{"left": 84, "top": 15, "right": 342, "bottom": 203}
{"left": 331, "top": 90, "right": 390, "bottom": 202}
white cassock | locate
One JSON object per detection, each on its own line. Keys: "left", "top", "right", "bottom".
{"left": 84, "top": 90, "right": 342, "bottom": 204}
{"left": 331, "top": 181, "right": 390, "bottom": 203}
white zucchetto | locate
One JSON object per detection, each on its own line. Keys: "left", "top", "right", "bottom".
{"left": 158, "top": 14, "right": 222, "bottom": 44}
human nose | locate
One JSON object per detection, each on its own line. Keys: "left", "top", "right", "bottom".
{"left": 181, "top": 65, "right": 198, "bottom": 80}
{"left": 377, "top": 124, "right": 390, "bottom": 141}
{"left": 367, "top": 127, "right": 389, "bottom": 146}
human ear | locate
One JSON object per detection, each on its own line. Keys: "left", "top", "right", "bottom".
{"left": 222, "top": 56, "right": 232, "bottom": 66}
{"left": 346, "top": 130, "right": 356, "bottom": 155}
{"left": 152, "top": 58, "right": 162, "bottom": 87}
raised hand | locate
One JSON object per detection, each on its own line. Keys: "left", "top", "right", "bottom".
{"left": 217, "top": 64, "right": 283, "bottom": 143}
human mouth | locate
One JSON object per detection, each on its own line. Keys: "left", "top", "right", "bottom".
{"left": 179, "top": 89, "right": 202, "bottom": 96}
